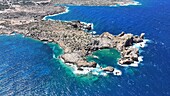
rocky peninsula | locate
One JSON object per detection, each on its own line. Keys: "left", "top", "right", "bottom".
{"left": 0, "top": 0, "right": 146, "bottom": 76}
{"left": 51, "top": 0, "right": 140, "bottom": 6}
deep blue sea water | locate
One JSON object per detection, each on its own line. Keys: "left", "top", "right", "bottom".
{"left": 1, "top": 0, "right": 170, "bottom": 95}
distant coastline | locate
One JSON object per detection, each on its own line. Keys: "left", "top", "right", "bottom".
{"left": 51, "top": 0, "right": 141, "bottom": 6}
{"left": 110, "top": 1, "right": 141, "bottom": 7}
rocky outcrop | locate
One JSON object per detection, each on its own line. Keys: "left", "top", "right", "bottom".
{"left": 0, "top": 19, "right": 145, "bottom": 69}
{"left": 119, "top": 58, "right": 134, "bottom": 64}
{"left": 66, "top": 20, "right": 93, "bottom": 31}
{"left": 102, "top": 66, "right": 114, "bottom": 72}
{"left": 118, "top": 32, "right": 125, "bottom": 37}
{"left": 77, "top": 61, "right": 97, "bottom": 68}
{"left": 0, "top": 0, "right": 146, "bottom": 75}
{"left": 95, "top": 32, "right": 145, "bottom": 65}
{"left": 140, "top": 33, "right": 145, "bottom": 39}
{"left": 133, "top": 33, "right": 145, "bottom": 43}
{"left": 61, "top": 53, "right": 81, "bottom": 63}
{"left": 100, "top": 32, "right": 114, "bottom": 39}
{"left": 60, "top": 52, "right": 97, "bottom": 68}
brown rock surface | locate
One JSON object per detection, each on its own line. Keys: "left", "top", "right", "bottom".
{"left": 102, "top": 66, "right": 114, "bottom": 72}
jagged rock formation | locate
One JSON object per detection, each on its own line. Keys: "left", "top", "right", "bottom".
{"left": 102, "top": 66, "right": 114, "bottom": 72}
{"left": 0, "top": 19, "right": 145, "bottom": 72}
{"left": 0, "top": 0, "right": 145, "bottom": 74}
{"left": 95, "top": 32, "right": 145, "bottom": 65}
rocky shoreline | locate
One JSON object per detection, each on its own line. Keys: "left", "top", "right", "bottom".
{"left": 0, "top": 19, "right": 146, "bottom": 76}
{"left": 0, "top": 0, "right": 147, "bottom": 76}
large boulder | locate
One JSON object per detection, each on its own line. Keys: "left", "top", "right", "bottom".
{"left": 102, "top": 66, "right": 114, "bottom": 72}
{"left": 119, "top": 58, "right": 134, "bottom": 64}
{"left": 100, "top": 32, "right": 114, "bottom": 39}
{"left": 133, "top": 33, "right": 145, "bottom": 43}
{"left": 84, "top": 24, "right": 92, "bottom": 31}
{"left": 118, "top": 32, "right": 125, "bottom": 37}
{"left": 123, "top": 47, "right": 139, "bottom": 56}
{"left": 131, "top": 54, "right": 139, "bottom": 61}
{"left": 61, "top": 53, "right": 80, "bottom": 63}
{"left": 77, "top": 60, "right": 97, "bottom": 68}
{"left": 133, "top": 36, "right": 143, "bottom": 43}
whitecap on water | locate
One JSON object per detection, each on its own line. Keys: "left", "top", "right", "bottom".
{"left": 113, "top": 69, "right": 122, "bottom": 76}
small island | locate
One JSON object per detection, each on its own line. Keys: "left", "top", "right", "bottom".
{"left": 0, "top": 0, "right": 146, "bottom": 76}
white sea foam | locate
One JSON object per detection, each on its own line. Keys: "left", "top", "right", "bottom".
{"left": 42, "top": 6, "right": 96, "bottom": 35}
{"left": 90, "top": 23, "right": 94, "bottom": 30}
{"left": 92, "top": 55, "right": 99, "bottom": 59}
{"left": 72, "top": 65, "right": 122, "bottom": 76}
{"left": 119, "top": 56, "right": 143, "bottom": 67}
{"left": 90, "top": 31, "right": 96, "bottom": 34}
{"left": 81, "top": 22, "right": 94, "bottom": 31}
{"left": 10, "top": 33, "right": 16, "bottom": 36}
{"left": 53, "top": 53, "right": 57, "bottom": 59}
{"left": 110, "top": 1, "right": 142, "bottom": 7}
{"left": 118, "top": 39, "right": 150, "bottom": 67}
{"left": 59, "top": 57, "right": 122, "bottom": 76}
{"left": 42, "top": 6, "right": 70, "bottom": 20}
{"left": 113, "top": 69, "right": 122, "bottom": 76}
{"left": 73, "top": 68, "right": 90, "bottom": 75}
{"left": 130, "top": 56, "right": 143, "bottom": 67}
{"left": 133, "top": 39, "right": 150, "bottom": 48}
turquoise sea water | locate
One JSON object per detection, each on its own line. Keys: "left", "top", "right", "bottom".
{"left": 0, "top": 0, "right": 170, "bottom": 95}
{"left": 87, "top": 49, "right": 120, "bottom": 67}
